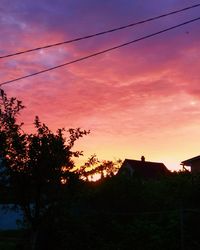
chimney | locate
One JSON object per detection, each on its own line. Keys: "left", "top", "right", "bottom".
{"left": 141, "top": 156, "right": 145, "bottom": 162}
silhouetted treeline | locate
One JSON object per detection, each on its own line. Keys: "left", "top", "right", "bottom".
{"left": 21, "top": 172, "right": 200, "bottom": 250}
{"left": 1, "top": 90, "right": 200, "bottom": 250}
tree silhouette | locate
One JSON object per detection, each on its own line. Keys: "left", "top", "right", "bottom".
{"left": 0, "top": 89, "right": 89, "bottom": 249}
{"left": 77, "top": 154, "right": 122, "bottom": 181}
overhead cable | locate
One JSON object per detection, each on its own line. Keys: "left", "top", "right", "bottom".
{"left": 0, "top": 16, "right": 200, "bottom": 87}
{"left": 0, "top": 3, "right": 200, "bottom": 59}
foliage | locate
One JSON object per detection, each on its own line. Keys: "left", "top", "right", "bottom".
{"left": 0, "top": 89, "right": 89, "bottom": 249}
{"left": 77, "top": 154, "right": 122, "bottom": 180}
{"left": 2, "top": 90, "right": 200, "bottom": 249}
{"left": 48, "top": 172, "right": 200, "bottom": 250}
{"left": 0, "top": 230, "right": 25, "bottom": 250}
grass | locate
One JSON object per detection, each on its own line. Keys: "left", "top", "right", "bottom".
{"left": 0, "top": 230, "right": 25, "bottom": 250}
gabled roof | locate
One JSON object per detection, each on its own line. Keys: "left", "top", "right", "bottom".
{"left": 119, "top": 158, "right": 170, "bottom": 179}
{"left": 181, "top": 155, "right": 200, "bottom": 166}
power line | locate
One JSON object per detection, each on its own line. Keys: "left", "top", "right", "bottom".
{"left": 0, "top": 16, "right": 199, "bottom": 87}
{"left": 0, "top": 3, "right": 200, "bottom": 59}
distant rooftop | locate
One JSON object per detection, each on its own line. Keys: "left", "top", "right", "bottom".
{"left": 181, "top": 155, "right": 200, "bottom": 166}
{"left": 119, "top": 156, "right": 170, "bottom": 179}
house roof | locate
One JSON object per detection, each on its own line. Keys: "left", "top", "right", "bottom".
{"left": 181, "top": 155, "right": 200, "bottom": 166}
{"left": 119, "top": 158, "right": 170, "bottom": 179}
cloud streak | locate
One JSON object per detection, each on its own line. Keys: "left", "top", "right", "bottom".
{"left": 1, "top": 0, "right": 200, "bottom": 170}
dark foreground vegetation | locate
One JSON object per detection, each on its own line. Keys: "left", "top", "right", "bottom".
{"left": 2, "top": 173, "right": 200, "bottom": 250}
{"left": 0, "top": 230, "right": 24, "bottom": 250}
{"left": 1, "top": 90, "right": 200, "bottom": 250}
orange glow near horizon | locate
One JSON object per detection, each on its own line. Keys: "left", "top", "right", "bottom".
{"left": 87, "top": 173, "right": 102, "bottom": 182}
{"left": 1, "top": 1, "right": 200, "bottom": 172}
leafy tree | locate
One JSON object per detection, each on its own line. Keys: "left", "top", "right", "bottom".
{"left": 0, "top": 89, "right": 89, "bottom": 249}
{"left": 78, "top": 154, "right": 122, "bottom": 181}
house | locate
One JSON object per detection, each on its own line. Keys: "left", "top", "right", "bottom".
{"left": 181, "top": 155, "right": 200, "bottom": 173}
{"left": 118, "top": 156, "right": 170, "bottom": 179}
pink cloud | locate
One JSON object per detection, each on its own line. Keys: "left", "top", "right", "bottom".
{"left": 1, "top": 0, "right": 200, "bottom": 170}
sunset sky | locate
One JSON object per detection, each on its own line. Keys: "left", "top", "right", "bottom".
{"left": 1, "top": 0, "right": 200, "bottom": 170}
